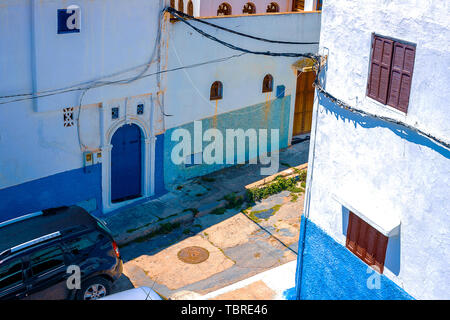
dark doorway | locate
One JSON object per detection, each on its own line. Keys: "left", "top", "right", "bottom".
{"left": 111, "top": 124, "right": 142, "bottom": 203}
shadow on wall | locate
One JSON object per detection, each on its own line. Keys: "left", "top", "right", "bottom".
{"left": 317, "top": 93, "right": 450, "bottom": 160}
{"left": 341, "top": 206, "right": 401, "bottom": 276}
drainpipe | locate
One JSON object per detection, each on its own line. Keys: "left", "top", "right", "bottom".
{"left": 295, "top": 72, "right": 321, "bottom": 300}
{"left": 30, "top": 1, "right": 38, "bottom": 111}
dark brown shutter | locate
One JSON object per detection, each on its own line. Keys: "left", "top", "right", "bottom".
{"left": 367, "top": 36, "right": 394, "bottom": 104}
{"left": 346, "top": 212, "right": 389, "bottom": 274}
{"left": 387, "top": 42, "right": 415, "bottom": 113}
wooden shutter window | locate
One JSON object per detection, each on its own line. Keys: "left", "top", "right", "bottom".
{"left": 367, "top": 36, "right": 394, "bottom": 105}
{"left": 187, "top": 1, "right": 194, "bottom": 16}
{"left": 387, "top": 43, "right": 416, "bottom": 113}
{"left": 210, "top": 81, "right": 223, "bottom": 100}
{"left": 346, "top": 212, "right": 389, "bottom": 274}
{"left": 262, "top": 74, "right": 274, "bottom": 93}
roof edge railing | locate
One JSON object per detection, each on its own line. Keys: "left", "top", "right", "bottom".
{"left": 0, "top": 211, "right": 43, "bottom": 229}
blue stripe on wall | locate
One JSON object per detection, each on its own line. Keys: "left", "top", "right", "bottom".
{"left": 0, "top": 165, "right": 102, "bottom": 222}
{"left": 294, "top": 219, "right": 413, "bottom": 300}
{"left": 154, "top": 133, "right": 166, "bottom": 196}
{"left": 164, "top": 96, "right": 291, "bottom": 186}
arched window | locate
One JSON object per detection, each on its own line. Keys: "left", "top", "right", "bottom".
{"left": 210, "top": 81, "right": 223, "bottom": 100}
{"left": 178, "top": 0, "right": 184, "bottom": 13}
{"left": 243, "top": 2, "right": 256, "bottom": 14}
{"left": 217, "top": 3, "right": 232, "bottom": 16}
{"left": 292, "top": 0, "right": 305, "bottom": 11}
{"left": 262, "top": 74, "right": 274, "bottom": 93}
{"left": 187, "top": 0, "right": 194, "bottom": 16}
{"left": 315, "top": 0, "right": 323, "bottom": 11}
{"left": 266, "top": 2, "right": 280, "bottom": 13}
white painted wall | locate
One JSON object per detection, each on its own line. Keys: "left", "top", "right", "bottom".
{"left": 307, "top": 0, "right": 450, "bottom": 299}
{"left": 0, "top": 0, "right": 164, "bottom": 189}
{"left": 165, "top": 12, "right": 321, "bottom": 130}
{"left": 0, "top": 0, "right": 321, "bottom": 216}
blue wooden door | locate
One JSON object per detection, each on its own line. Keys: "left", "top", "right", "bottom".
{"left": 111, "top": 124, "right": 142, "bottom": 203}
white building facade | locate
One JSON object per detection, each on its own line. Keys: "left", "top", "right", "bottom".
{"left": 172, "top": 0, "right": 322, "bottom": 17}
{"left": 0, "top": 1, "right": 321, "bottom": 220}
{"left": 295, "top": 0, "right": 450, "bottom": 299}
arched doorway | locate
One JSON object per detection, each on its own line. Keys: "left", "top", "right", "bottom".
{"left": 111, "top": 124, "right": 142, "bottom": 203}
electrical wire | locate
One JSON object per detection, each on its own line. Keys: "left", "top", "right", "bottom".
{"left": 2, "top": 5, "right": 447, "bottom": 150}
{"left": 165, "top": 7, "right": 319, "bottom": 45}
{"left": 167, "top": 8, "right": 320, "bottom": 60}
{"left": 312, "top": 77, "right": 450, "bottom": 150}
{"left": 0, "top": 53, "right": 246, "bottom": 106}
{"left": 76, "top": 0, "right": 165, "bottom": 151}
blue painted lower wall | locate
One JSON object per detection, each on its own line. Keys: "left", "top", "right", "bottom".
{"left": 0, "top": 165, "right": 102, "bottom": 223}
{"left": 164, "top": 96, "right": 291, "bottom": 186}
{"left": 0, "top": 132, "right": 167, "bottom": 222}
{"left": 294, "top": 219, "right": 413, "bottom": 300}
{"left": 154, "top": 133, "right": 166, "bottom": 196}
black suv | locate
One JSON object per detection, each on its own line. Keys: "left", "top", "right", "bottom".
{"left": 0, "top": 206, "right": 123, "bottom": 300}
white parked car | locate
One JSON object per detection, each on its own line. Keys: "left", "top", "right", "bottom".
{"left": 100, "top": 287, "right": 164, "bottom": 300}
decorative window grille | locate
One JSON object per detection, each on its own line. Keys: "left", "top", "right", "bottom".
{"left": 112, "top": 107, "right": 119, "bottom": 120}
{"left": 63, "top": 107, "right": 74, "bottom": 127}
{"left": 137, "top": 104, "right": 144, "bottom": 115}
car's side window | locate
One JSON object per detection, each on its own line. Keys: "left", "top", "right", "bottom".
{"left": 29, "top": 246, "right": 65, "bottom": 277}
{"left": 64, "top": 232, "right": 101, "bottom": 256}
{"left": 0, "top": 260, "right": 23, "bottom": 291}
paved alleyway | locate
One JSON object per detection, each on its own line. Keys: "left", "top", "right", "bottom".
{"left": 108, "top": 140, "right": 309, "bottom": 299}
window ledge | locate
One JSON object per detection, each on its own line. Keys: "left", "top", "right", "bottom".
{"left": 332, "top": 192, "right": 401, "bottom": 237}
{"left": 365, "top": 96, "right": 407, "bottom": 115}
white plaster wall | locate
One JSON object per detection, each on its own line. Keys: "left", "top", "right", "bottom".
{"left": 307, "top": 0, "right": 450, "bottom": 299}
{"left": 199, "top": 0, "right": 294, "bottom": 17}
{"left": 164, "top": 12, "right": 321, "bottom": 130}
{"left": 0, "top": 0, "right": 164, "bottom": 189}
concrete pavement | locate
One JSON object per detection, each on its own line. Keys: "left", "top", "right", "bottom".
{"left": 109, "top": 141, "right": 309, "bottom": 299}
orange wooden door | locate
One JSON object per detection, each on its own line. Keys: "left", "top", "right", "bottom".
{"left": 293, "top": 71, "right": 315, "bottom": 136}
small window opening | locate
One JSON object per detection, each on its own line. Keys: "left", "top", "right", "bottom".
{"left": 262, "top": 74, "right": 274, "bottom": 93}
{"left": 267, "top": 2, "right": 280, "bottom": 13}
{"left": 243, "top": 2, "right": 256, "bottom": 14}
{"left": 187, "top": 1, "right": 194, "bottom": 16}
{"left": 217, "top": 3, "right": 232, "bottom": 16}
{"left": 346, "top": 212, "right": 389, "bottom": 274}
{"left": 210, "top": 81, "right": 223, "bottom": 100}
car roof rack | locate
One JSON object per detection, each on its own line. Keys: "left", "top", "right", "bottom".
{"left": 0, "top": 231, "right": 62, "bottom": 261}
{"left": 0, "top": 211, "right": 43, "bottom": 229}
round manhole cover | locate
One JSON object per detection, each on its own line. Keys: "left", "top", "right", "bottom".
{"left": 177, "top": 246, "right": 210, "bottom": 264}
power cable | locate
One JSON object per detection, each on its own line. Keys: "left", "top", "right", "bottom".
{"left": 0, "top": 53, "right": 246, "bottom": 106}
{"left": 165, "top": 7, "right": 319, "bottom": 45}
{"left": 166, "top": 8, "right": 319, "bottom": 60}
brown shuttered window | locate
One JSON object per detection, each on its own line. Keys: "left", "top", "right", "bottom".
{"left": 346, "top": 212, "right": 389, "bottom": 274}
{"left": 367, "top": 36, "right": 394, "bottom": 105}
{"left": 367, "top": 34, "right": 416, "bottom": 113}
{"left": 387, "top": 42, "right": 416, "bottom": 113}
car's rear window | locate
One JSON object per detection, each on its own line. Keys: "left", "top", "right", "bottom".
{"left": 64, "top": 232, "right": 101, "bottom": 256}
